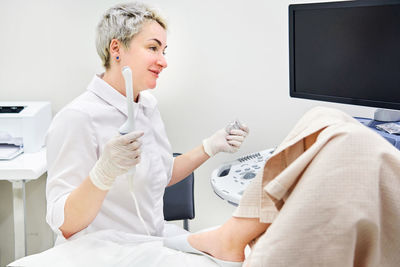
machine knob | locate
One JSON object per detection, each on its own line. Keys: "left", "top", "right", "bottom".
{"left": 242, "top": 172, "right": 256, "bottom": 179}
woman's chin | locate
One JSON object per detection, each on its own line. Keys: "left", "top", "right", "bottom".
{"left": 148, "top": 83, "right": 157, "bottom": 89}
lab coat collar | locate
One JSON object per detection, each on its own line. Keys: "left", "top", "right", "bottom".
{"left": 87, "top": 74, "right": 157, "bottom": 116}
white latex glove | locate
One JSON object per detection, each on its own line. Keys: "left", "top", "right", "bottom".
{"left": 203, "top": 124, "right": 249, "bottom": 157}
{"left": 89, "top": 131, "right": 144, "bottom": 190}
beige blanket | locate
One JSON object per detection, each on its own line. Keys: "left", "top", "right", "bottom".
{"left": 234, "top": 107, "right": 400, "bottom": 267}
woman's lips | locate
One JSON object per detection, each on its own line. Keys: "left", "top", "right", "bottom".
{"left": 149, "top": 69, "right": 160, "bottom": 77}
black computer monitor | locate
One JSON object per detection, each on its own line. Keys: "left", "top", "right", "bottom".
{"left": 289, "top": 0, "right": 400, "bottom": 114}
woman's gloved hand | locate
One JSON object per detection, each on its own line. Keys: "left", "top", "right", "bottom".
{"left": 203, "top": 123, "right": 249, "bottom": 157}
{"left": 89, "top": 131, "right": 144, "bottom": 190}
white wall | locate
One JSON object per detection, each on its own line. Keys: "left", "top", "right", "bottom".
{"left": 0, "top": 0, "right": 375, "bottom": 266}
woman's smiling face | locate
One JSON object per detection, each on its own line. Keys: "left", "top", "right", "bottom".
{"left": 120, "top": 20, "right": 168, "bottom": 93}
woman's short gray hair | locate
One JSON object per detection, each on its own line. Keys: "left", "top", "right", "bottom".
{"left": 96, "top": 2, "right": 167, "bottom": 69}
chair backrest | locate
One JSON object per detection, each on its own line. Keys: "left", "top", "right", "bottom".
{"left": 163, "top": 153, "right": 195, "bottom": 230}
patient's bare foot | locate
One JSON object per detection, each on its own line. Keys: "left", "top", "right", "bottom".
{"left": 188, "top": 228, "right": 245, "bottom": 262}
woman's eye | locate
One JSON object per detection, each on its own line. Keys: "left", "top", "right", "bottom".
{"left": 149, "top": 46, "right": 157, "bottom": 52}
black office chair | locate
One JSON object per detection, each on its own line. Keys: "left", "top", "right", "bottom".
{"left": 163, "top": 153, "right": 195, "bottom": 231}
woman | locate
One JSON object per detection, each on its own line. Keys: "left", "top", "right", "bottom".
{"left": 45, "top": 2, "right": 248, "bottom": 243}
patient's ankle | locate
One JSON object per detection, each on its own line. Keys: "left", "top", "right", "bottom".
{"left": 217, "top": 225, "right": 247, "bottom": 252}
{"left": 189, "top": 229, "right": 245, "bottom": 262}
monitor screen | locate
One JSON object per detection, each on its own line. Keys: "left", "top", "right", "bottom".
{"left": 289, "top": 0, "right": 400, "bottom": 110}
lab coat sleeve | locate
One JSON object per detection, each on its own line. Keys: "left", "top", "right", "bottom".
{"left": 167, "top": 157, "right": 175, "bottom": 185}
{"left": 45, "top": 108, "right": 98, "bottom": 235}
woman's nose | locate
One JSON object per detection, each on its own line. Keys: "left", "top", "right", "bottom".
{"left": 157, "top": 54, "right": 167, "bottom": 69}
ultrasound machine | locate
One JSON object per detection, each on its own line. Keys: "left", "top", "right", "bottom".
{"left": 211, "top": 0, "right": 400, "bottom": 206}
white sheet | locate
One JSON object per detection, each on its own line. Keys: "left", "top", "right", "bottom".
{"left": 8, "top": 229, "right": 218, "bottom": 267}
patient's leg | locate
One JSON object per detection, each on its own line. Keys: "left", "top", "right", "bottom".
{"left": 187, "top": 120, "right": 323, "bottom": 263}
{"left": 188, "top": 217, "right": 270, "bottom": 262}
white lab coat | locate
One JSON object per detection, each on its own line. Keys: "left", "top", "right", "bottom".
{"left": 45, "top": 74, "right": 174, "bottom": 244}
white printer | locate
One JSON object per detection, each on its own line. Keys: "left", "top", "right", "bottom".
{"left": 0, "top": 102, "right": 52, "bottom": 159}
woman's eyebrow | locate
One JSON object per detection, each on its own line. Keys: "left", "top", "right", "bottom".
{"left": 148, "top": 38, "right": 162, "bottom": 46}
{"left": 148, "top": 38, "right": 167, "bottom": 49}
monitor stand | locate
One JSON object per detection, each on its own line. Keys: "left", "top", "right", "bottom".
{"left": 373, "top": 108, "right": 400, "bottom": 122}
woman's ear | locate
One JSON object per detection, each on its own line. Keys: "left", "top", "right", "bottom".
{"left": 109, "top": 39, "right": 121, "bottom": 61}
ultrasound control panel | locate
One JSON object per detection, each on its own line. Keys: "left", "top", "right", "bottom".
{"left": 210, "top": 148, "right": 275, "bottom": 206}
{"left": 355, "top": 117, "right": 400, "bottom": 150}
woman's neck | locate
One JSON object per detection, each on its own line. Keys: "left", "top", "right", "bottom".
{"left": 102, "top": 68, "right": 140, "bottom": 102}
